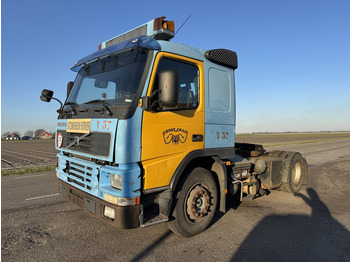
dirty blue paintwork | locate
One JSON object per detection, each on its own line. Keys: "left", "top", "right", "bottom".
{"left": 158, "top": 40, "right": 205, "bottom": 61}
{"left": 57, "top": 153, "right": 101, "bottom": 197}
{"left": 115, "top": 107, "right": 143, "bottom": 164}
{"left": 99, "top": 163, "right": 141, "bottom": 198}
{"left": 56, "top": 154, "right": 141, "bottom": 198}
{"left": 56, "top": 114, "right": 142, "bottom": 200}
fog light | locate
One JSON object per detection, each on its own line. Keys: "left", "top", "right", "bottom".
{"left": 110, "top": 174, "right": 122, "bottom": 190}
{"left": 104, "top": 206, "right": 115, "bottom": 220}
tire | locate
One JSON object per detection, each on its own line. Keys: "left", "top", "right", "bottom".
{"left": 280, "top": 152, "right": 306, "bottom": 193}
{"left": 167, "top": 167, "right": 218, "bottom": 237}
{"left": 268, "top": 150, "right": 284, "bottom": 158}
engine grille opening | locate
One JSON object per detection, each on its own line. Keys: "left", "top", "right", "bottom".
{"left": 65, "top": 158, "right": 99, "bottom": 196}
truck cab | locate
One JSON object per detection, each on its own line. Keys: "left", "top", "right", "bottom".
{"left": 41, "top": 17, "right": 307, "bottom": 237}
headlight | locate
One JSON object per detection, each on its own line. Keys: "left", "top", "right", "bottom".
{"left": 110, "top": 174, "right": 122, "bottom": 190}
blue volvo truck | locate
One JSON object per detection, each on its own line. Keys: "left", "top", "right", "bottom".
{"left": 41, "top": 17, "right": 308, "bottom": 237}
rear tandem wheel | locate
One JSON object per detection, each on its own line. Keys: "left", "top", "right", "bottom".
{"left": 280, "top": 152, "right": 307, "bottom": 193}
{"left": 269, "top": 151, "right": 307, "bottom": 193}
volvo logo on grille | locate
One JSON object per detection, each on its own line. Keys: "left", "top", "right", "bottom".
{"left": 66, "top": 133, "right": 90, "bottom": 149}
{"left": 74, "top": 136, "right": 80, "bottom": 146}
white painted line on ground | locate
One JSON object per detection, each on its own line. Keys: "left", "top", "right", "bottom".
{"left": 25, "top": 193, "right": 59, "bottom": 201}
{"left": 15, "top": 173, "right": 51, "bottom": 179}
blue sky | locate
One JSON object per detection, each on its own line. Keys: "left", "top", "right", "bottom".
{"left": 2, "top": 0, "right": 350, "bottom": 135}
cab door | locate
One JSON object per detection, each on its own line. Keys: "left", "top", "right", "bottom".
{"left": 141, "top": 53, "right": 205, "bottom": 190}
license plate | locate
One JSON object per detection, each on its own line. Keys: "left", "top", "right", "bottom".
{"left": 67, "top": 119, "right": 92, "bottom": 134}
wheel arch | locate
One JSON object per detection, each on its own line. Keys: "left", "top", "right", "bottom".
{"left": 158, "top": 148, "right": 233, "bottom": 218}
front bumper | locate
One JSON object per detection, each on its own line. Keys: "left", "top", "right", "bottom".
{"left": 58, "top": 179, "right": 140, "bottom": 229}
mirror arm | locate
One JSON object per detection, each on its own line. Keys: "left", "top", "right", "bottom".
{"left": 149, "top": 100, "right": 160, "bottom": 111}
{"left": 50, "top": 97, "right": 63, "bottom": 110}
{"left": 149, "top": 89, "right": 160, "bottom": 110}
{"left": 150, "top": 89, "right": 160, "bottom": 100}
{"left": 142, "top": 89, "right": 160, "bottom": 111}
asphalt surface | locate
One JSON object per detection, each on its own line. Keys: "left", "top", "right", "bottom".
{"left": 2, "top": 139, "right": 350, "bottom": 261}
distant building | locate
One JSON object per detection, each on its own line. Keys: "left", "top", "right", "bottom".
{"left": 39, "top": 131, "right": 53, "bottom": 139}
{"left": 4, "top": 133, "right": 21, "bottom": 140}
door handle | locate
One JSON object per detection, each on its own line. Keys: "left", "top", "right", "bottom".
{"left": 192, "top": 134, "right": 203, "bottom": 142}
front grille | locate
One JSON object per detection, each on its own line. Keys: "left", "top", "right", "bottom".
{"left": 65, "top": 158, "right": 100, "bottom": 196}
{"left": 59, "top": 131, "right": 111, "bottom": 158}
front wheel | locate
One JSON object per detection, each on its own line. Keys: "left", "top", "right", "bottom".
{"left": 168, "top": 167, "right": 218, "bottom": 237}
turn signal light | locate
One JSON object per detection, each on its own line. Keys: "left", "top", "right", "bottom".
{"left": 154, "top": 16, "right": 174, "bottom": 32}
{"left": 104, "top": 193, "right": 140, "bottom": 206}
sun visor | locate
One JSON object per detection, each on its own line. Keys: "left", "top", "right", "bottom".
{"left": 71, "top": 35, "right": 160, "bottom": 72}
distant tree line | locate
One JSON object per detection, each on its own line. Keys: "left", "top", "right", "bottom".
{"left": 1, "top": 129, "right": 55, "bottom": 139}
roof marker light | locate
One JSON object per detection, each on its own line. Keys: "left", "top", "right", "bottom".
{"left": 98, "top": 16, "right": 175, "bottom": 50}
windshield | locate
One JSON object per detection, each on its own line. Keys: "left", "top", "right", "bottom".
{"left": 63, "top": 48, "right": 149, "bottom": 119}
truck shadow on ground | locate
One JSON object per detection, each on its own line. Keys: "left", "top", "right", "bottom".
{"left": 230, "top": 188, "right": 350, "bottom": 261}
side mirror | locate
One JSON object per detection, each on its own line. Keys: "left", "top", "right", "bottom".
{"left": 159, "top": 69, "right": 178, "bottom": 108}
{"left": 40, "top": 89, "right": 54, "bottom": 102}
{"left": 40, "top": 89, "right": 63, "bottom": 111}
{"left": 67, "top": 81, "right": 74, "bottom": 97}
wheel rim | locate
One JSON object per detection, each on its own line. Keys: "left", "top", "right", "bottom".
{"left": 292, "top": 162, "right": 302, "bottom": 185}
{"left": 185, "top": 184, "right": 211, "bottom": 223}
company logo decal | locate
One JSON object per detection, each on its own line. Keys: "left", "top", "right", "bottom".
{"left": 57, "top": 133, "right": 63, "bottom": 148}
{"left": 163, "top": 128, "right": 188, "bottom": 145}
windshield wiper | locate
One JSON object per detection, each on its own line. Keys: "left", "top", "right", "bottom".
{"left": 84, "top": 100, "right": 113, "bottom": 116}
{"left": 84, "top": 99, "right": 106, "bottom": 104}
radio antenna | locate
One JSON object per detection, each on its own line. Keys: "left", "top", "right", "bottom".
{"left": 175, "top": 15, "right": 192, "bottom": 36}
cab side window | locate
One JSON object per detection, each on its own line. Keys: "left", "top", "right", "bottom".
{"left": 154, "top": 58, "right": 199, "bottom": 110}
